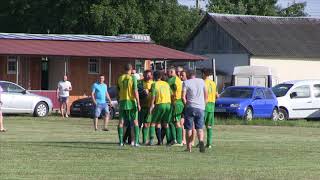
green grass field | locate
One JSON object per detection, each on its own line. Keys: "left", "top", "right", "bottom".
{"left": 1, "top": 116, "right": 320, "bottom": 180}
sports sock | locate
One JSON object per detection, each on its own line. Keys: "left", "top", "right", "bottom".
{"left": 150, "top": 126, "right": 155, "bottom": 142}
{"left": 169, "top": 122, "right": 176, "bottom": 142}
{"left": 156, "top": 128, "right": 162, "bottom": 144}
{"left": 207, "top": 128, "right": 213, "bottom": 145}
{"left": 143, "top": 127, "right": 149, "bottom": 144}
{"left": 165, "top": 127, "right": 171, "bottom": 144}
{"left": 134, "top": 125, "right": 140, "bottom": 144}
{"left": 176, "top": 127, "right": 183, "bottom": 144}
{"left": 118, "top": 127, "right": 123, "bottom": 144}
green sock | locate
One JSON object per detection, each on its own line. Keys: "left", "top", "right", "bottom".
{"left": 170, "top": 123, "right": 176, "bottom": 142}
{"left": 165, "top": 128, "right": 171, "bottom": 144}
{"left": 143, "top": 127, "right": 149, "bottom": 144}
{"left": 176, "top": 127, "right": 183, "bottom": 144}
{"left": 118, "top": 127, "right": 123, "bottom": 144}
{"left": 207, "top": 128, "right": 213, "bottom": 145}
{"left": 134, "top": 126, "right": 140, "bottom": 144}
{"left": 150, "top": 126, "right": 155, "bottom": 141}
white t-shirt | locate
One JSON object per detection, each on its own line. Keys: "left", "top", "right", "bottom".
{"left": 57, "top": 81, "right": 72, "bottom": 97}
{"left": 183, "top": 78, "right": 206, "bottom": 110}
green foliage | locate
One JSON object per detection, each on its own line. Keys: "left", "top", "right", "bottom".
{"left": 207, "top": 0, "right": 307, "bottom": 17}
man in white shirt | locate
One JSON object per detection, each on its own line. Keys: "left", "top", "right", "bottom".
{"left": 57, "top": 75, "right": 72, "bottom": 118}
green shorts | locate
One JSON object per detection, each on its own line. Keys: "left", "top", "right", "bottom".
{"left": 152, "top": 103, "right": 172, "bottom": 124}
{"left": 172, "top": 100, "right": 184, "bottom": 122}
{"left": 119, "top": 108, "right": 138, "bottom": 122}
{"left": 139, "top": 107, "right": 152, "bottom": 124}
{"left": 205, "top": 103, "right": 215, "bottom": 126}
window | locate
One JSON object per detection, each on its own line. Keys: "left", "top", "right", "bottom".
{"left": 254, "top": 89, "right": 265, "bottom": 99}
{"left": 7, "top": 83, "right": 24, "bottom": 93}
{"left": 264, "top": 89, "right": 274, "bottom": 99}
{"left": 7, "top": 56, "right": 17, "bottom": 74}
{"left": 291, "top": 85, "right": 310, "bottom": 98}
{"left": 313, "top": 84, "right": 320, "bottom": 98}
{"left": 135, "top": 60, "right": 145, "bottom": 73}
{"left": 88, "top": 58, "right": 100, "bottom": 74}
{"left": 0, "top": 82, "right": 9, "bottom": 92}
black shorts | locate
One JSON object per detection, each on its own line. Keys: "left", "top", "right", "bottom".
{"left": 59, "top": 97, "right": 68, "bottom": 103}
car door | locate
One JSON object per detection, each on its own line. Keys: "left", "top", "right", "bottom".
{"left": 264, "top": 88, "right": 276, "bottom": 117}
{"left": 0, "top": 82, "right": 13, "bottom": 113}
{"left": 289, "top": 85, "right": 314, "bottom": 118}
{"left": 7, "top": 82, "right": 34, "bottom": 113}
{"left": 310, "top": 84, "right": 320, "bottom": 118}
{"left": 251, "top": 88, "right": 266, "bottom": 117}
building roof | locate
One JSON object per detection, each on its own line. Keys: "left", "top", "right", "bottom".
{"left": 190, "top": 13, "right": 320, "bottom": 58}
{"left": 0, "top": 33, "right": 205, "bottom": 61}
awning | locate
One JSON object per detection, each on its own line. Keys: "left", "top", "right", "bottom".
{"left": 0, "top": 39, "right": 205, "bottom": 61}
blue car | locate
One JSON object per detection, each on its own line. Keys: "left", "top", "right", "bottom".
{"left": 215, "top": 86, "right": 278, "bottom": 121}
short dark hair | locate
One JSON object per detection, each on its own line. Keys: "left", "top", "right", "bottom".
{"left": 124, "top": 64, "right": 133, "bottom": 71}
{"left": 201, "top": 68, "right": 212, "bottom": 77}
{"left": 187, "top": 69, "right": 196, "bottom": 79}
{"left": 144, "top": 70, "right": 152, "bottom": 75}
{"left": 99, "top": 74, "right": 105, "bottom": 77}
{"left": 153, "top": 70, "right": 164, "bottom": 80}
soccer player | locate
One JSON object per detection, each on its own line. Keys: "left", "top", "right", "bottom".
{"left": 202, "top": 69, "right": 218, "bottom": 148}
{"left": 167, "top": 67, "right": 184, "bottom": 146}
{"left": 149, "top": 71, "right": 172, "bottom": 145}
{"left": 117, "top": 64, "right": 141, "bottom": 147}
{"left": 139, "top": 70, "right": 154, "bottom": 145}
{"left": 182, "top": 70, "right": 208, "bottom": 153}
{"left": 91, "top": 74, "right": 113, "bottom": 131}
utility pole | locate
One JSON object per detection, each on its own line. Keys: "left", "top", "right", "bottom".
{"left": 196, "top": 0, "right": 199, "bottom": 9}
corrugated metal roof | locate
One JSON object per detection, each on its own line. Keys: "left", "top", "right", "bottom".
{"left": 208, "top": 13, "right": 320, "bottom": 58}
{"left": 0, "top": 33, "right": 151, "bottom": 43}
{"left": 0, "top": 39, "right": 205, "bottom": 60}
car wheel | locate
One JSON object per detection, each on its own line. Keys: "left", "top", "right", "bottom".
{"left": 278, "top": 108, "right": 288, "bottom": 121}
{"left": 271, "top": 108, "right": 279, "bottom": 121}
{"left": 244, "top": 107, "right": 253, "bottom": 121}
{"left": 34, "top": 102, "right": 49, "bottom": 117}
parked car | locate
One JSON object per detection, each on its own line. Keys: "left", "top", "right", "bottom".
{"left": 272, "top": 80, "right": 320, "bottom": 121}
{"left": 0, "top": 81, "right": 53, "bottom": 117}
{"left": 70, "top": 87, "right": 119, "bottom": 119}
{"left": 215, "top": 86, "right": 278, "bottom": 121}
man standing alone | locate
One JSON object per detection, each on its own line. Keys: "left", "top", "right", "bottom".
{"left": 182, "top": 70, "right": 208, "bottom": 153}
{"left": 92, "top": 74, "right": 113, "bottom": 131}
{"left": 57, "top": 75, "right": 72, "bottom": 118}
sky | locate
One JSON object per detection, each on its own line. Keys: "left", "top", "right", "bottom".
{"left": 178, "top": 0, "right": 320, "bottom": 17}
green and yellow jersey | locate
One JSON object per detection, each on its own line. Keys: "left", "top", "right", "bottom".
{"left": 140, "top": 80, "right": 154, "bottom": 108}
{"left": 167, "top": 76, "right": 182, "bottom": 101}
{"left": 117, "top": 74, "right": 138, "bottom": 110}
{"left": 152, "top": 80, "right": 171, "bottom": 104}
{"left": 205, "top": 79, "right": 217, "bottom": 103}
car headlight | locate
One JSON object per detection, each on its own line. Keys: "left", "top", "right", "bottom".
{"left": 230, "top": 104, "right": 240, "bottom": 108}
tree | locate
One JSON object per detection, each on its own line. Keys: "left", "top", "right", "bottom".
{"left": 207, "top": 0, "right": 307, "bottom": 17}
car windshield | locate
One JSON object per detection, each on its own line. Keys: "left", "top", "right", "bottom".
{"left": 220, "top": 88, "right": 253, "bottom": 98}
{"left": 272, "top": 84, "right": 293, "bottom": 97}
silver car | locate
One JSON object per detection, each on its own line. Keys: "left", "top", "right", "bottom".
{"left": 0, "top": 81, "right": 53, "bottom": 117}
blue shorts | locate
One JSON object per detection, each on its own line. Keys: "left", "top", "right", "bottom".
{"left": 95, "top": 103, "right": 110, "bottom": 118}
{"left": 59, "top": 97, "right": 68, "bottom": 103}
{"left": 184, "top": 107, "right": 204, "bottom": 130}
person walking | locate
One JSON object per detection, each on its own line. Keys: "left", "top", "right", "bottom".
{"left": 57, "top": 75, "right": 72, "bottom": 118}
{"left": 182, "top": 70, "right": 208, "bottom": 153}
{"left": 0, "top": 85, "right": 6, "bottom": 132}
{"left": 91, "top": 74, "right": 113, "bottom": 131}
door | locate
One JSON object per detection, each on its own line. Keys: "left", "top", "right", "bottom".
{"left": 310, "top": 84, "right": 320, "bottom": 118}
{"left": 251, "top": 88, "right": 266, "bottom": 117}
{"left": 6, "top": 82, "right": 34, "bottom": 113}
{"left": 264, "top": 88, "right": 276, "bottom": 117}
{"left": 289, "top": 85, "right": 313, "bottom": 118}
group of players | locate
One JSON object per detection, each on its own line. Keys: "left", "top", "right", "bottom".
{"left": 115, "top": 64, "right": 217, "bottom": 152}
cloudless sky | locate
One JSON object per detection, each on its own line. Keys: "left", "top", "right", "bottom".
{"left": 178, "top": 0, "right": 320, "bottom": 17}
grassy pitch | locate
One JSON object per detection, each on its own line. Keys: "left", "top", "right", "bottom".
{"left": 1, "top": 116, "right": 320, "bottom": 180}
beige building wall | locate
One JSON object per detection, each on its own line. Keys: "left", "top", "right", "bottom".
{"left": 251, "top": 56, "right": 320, "bottom": 83}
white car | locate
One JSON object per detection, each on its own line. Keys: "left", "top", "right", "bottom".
{"left": 272, "top": 80, "right": 320, "bottom": 120}
{"left": 0, "top": 81, "right": 53, "bottom": 117}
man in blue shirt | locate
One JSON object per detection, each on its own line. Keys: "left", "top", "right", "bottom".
{"left": 92, "top": 74, "right": 113, "bottom": 131}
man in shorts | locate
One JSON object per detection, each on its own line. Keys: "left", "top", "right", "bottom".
{"left": 167, "top": 67, "right": 184, "bottom": 146}
{"left": 117, "top": 64, "right": 141, "bottom": 147}
{"left": 0, "top": 85, "right": 6, "bottom": 132}
{"left": 57, "top": 75, "right": 72, "bottom": 118}
{"left": 139, "top": 70, "right": 154, "bottom": 145}
{"left": 92, "top": 74, "right": 113, "bottom": 131}
{"left": 182, "top": 70, "right": 208, "bottom": 153}
{"left": 149, "top": 71, "right": 172, "bottom": 145}
{"left": 202, "top": 69, "right": 218, "bottom": 148}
